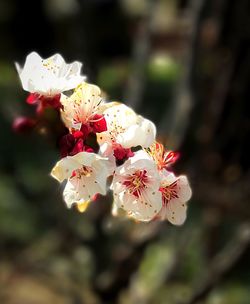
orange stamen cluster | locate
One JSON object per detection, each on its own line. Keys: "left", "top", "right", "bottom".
{"left": 147, "top": 142, "right": 179, "bottom": 171}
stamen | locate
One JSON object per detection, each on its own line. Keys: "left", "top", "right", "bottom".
{"left": 160, "top": 180, "right": 179, "bottom": 205}
{"left": 147, "top": 142, "right": 179, "bottom": 170}
{"left": 74, "top": 166, "right": 93, "bottom": 179}
{"left": 123, "top": 170, "right": 148, "bottom": 197}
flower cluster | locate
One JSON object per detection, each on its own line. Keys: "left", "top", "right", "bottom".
{"left": 15, "top": 52, "right": 192, "bottom": 224}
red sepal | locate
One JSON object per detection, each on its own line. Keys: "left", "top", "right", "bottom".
{"left": 90, "top": 114, "right": 107, "bottom": 133}
{"left": 59, "top": 133, "right": 94, "bottom": 158}
{"left": 113, "top": 145, "right": 134, "bottom": 161}
{"left": 26, "top": 93, "right": 40, "bottom": 105}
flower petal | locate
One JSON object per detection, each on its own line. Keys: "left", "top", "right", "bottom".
{"left": 16, "top": 52, "right": 85, "bottom": 95}
{"left": 166, "top": 200, "right": 187, "bottom": 225}
{"left": 176, "top": 175, "right": 192, "bottom": 202}
{"left": 51, "top": 156, "right": 81, "bottom": 182}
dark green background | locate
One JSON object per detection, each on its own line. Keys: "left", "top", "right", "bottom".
{"left": 0, "top": 0, "right": 250, "bottom": 303}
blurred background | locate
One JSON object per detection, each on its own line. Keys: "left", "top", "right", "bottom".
{"left": 1, "top": 0, "right": 250, "bottom": 303}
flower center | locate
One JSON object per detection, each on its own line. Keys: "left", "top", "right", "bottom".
{"left": 74, "top": 166, "right": 93, "bottom": 178}
{"left": 160, "top": 181, "right": 179, "bottom": 205}
{"left": 123, "top": 170, "right": 148, "bottom": 197}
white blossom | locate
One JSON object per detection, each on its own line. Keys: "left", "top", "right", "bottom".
{"left": 16, "top": 52, "right": 85, "bottom": 96}
{"left": 111, "top": 150, "right": 162, "bottom": 222}
{"left": 60, "top": 82, "right": 104, "bottom": 130}
{"left": 51, "top": 151, "right": 110, "bottom": 212}
{"left": 97, "top": 102, "right": 156, "bottom": 151}
{"left": 157, "top": 170, "right": 192, "bottom": 225}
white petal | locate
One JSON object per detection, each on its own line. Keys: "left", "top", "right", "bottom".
{"left": 137, "top": 116, "right": 156, "bottom": 147}
{"left": 103, "top": 103, "right": 138, "bottom": 130}
{"left": 166, "top": 200, "right": 187, "bottom": 225}
{"left": 176, "top": 175, "right": 192, "bottom": 202}
{"left": 64, "top": 167, "right": 107, "bottom": 210}
{"left": 50, "top": 152, "right": 108, "bottom": 183}
{"left": 16, "top": 52, "right": 42, "bottom": 93}
{"left": 160, "top": 170, "right": 176, "bottom": 182}
{"left": 16, "top": 52, "right": 85, "bottom": 95}
{"left": 63, "top": 180, "right": 90, "bottom": 209}
{"left": 50, "top": 156, "right": 81, "bottom": 182}
{"left": 116, "top": 124, "right": 141, "bottom": 148}
{"left": 98, "top": 102, "right": 155, "bottom": 150}
{"left": 70, "top": 151, "right": 96, "bottom": 166}
{"left": 130, "top": 188, "right": 162, "bottom": 222}
{"left": 48, "top": 53, "right": 65, "bottom": 67}
{"left": 84, "top": 175, "right": 106, "bottom": 197}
